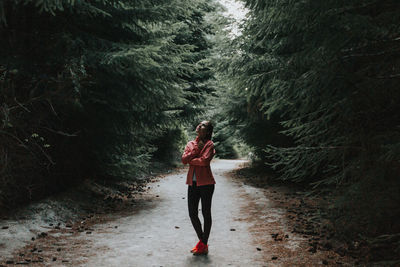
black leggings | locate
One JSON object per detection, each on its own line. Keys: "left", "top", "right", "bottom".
{"left": 188, "top": 181, "right": 215, "bottom": 245}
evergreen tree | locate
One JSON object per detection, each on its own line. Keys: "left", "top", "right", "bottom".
{"left": 223, "top": 0, "right": 400, "bottom": 243}
{"left": 150, "top": 0, "right": 218, "bottom": 162}
{"left": 0, "top": 0, "right": 217, "bottom": 208}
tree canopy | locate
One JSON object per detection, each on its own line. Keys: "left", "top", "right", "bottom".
{"left": 0, "top": 0, "right": 218, "bottom": 206}
{"left": 217, "top": 0, "right": 400, "bottom": 249}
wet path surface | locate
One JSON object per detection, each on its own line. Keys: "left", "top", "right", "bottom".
{"left": 1, "top": 159, "right": 355, "bottom": 266}
{"left": 83, "top": 159, "right": 264, "bottom": 266}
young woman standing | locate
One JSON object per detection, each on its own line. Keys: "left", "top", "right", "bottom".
{"left": 181, "top": 121, "right": 216, "bottom": 255}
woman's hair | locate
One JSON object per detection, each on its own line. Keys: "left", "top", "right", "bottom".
{"left": 204, "top": 121, "right": 214, "bottom": 140}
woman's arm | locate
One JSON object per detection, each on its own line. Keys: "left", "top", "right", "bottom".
{"left": 181, "top": 142, "right": 200, "bottom": 165}
{"left": 189, "top": 142, "right": 215, "bottom": 166}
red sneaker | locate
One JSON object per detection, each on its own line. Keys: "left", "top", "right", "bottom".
{"left": 193, "top": 241, "right": 208, "bottom": 255}
{"left": 190, "top": 240, "right": 202, "bottom": 253}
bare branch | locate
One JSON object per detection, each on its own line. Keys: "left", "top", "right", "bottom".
{"left": 14, "top": 97, "right": 31, "bottom": 113}
{"left": 41, "top": 127, "right": 80, "bottom": 137}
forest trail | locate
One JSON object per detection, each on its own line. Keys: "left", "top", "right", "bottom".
{"left": 1, "top": 160, "right": 354, "bottom": 266}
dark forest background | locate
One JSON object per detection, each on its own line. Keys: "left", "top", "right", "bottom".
{"left": 1, "top": 0, "right": 399, "bottom": 263}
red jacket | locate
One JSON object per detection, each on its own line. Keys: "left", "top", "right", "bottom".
{"left": 181, "top": 137, "right": 216, "bottom": 186}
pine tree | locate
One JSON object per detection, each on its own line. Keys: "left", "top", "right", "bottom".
{"left": 222, "top": 0, "right": 400, "bottom": 245}
{"left": 0, "top": 0, "right": 217, "bottom": 208}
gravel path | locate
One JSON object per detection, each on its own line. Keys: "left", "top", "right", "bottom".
{"left": 1, "top": 159, "right": 355, "bottom": 266}
{"left": 83, "top": 159, "right": 265, "bottom": 266}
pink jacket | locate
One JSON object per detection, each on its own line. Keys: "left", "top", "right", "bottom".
{"left": 181, "top": 137, "right": 216, "bottom": 186}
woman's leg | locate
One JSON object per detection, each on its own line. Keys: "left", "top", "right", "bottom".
{"left": 188, "top": 182, "right": 203, "bottom": 241}
{"left": 199, "top": 184, "right": 215, "bottom": 245}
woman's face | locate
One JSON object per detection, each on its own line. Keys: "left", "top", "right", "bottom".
{"left": 196, "top": 121, "right": 209, "bottom": 139}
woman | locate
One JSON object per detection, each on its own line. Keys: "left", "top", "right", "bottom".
{"left": 181, "top": 121, "right": 216, "bottom": 255}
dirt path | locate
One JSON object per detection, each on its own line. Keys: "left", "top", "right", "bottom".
{"left": 77, "top": 159, "right": 264, "bottom": 266}
{"left": 1, "top": 159, "right": 355, "bottom": 266}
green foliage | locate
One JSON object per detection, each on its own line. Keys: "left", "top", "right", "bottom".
{"left": 208, "top": 8, "right": 292, "bottom": 160}
{"left": 220, "top": 0, "right": 400, "bottom": 250}
{"left": 211, "top": 120, "right": 237, "bottom": 159}
{"left": 225, "top": 0, "right": 400, "bottom": 185}
{"left": 0, "top": 0, "right": 217, "bottom": 209}
{"left": 150, "top": 127, "right": 187, "bottom": 163}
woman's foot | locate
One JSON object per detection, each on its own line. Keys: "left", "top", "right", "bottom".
{"left": 190, "top": 240, "right": 202, "bottom": 253}
{"left": 192, "top": 241, "right": 208, "bottom": 255}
